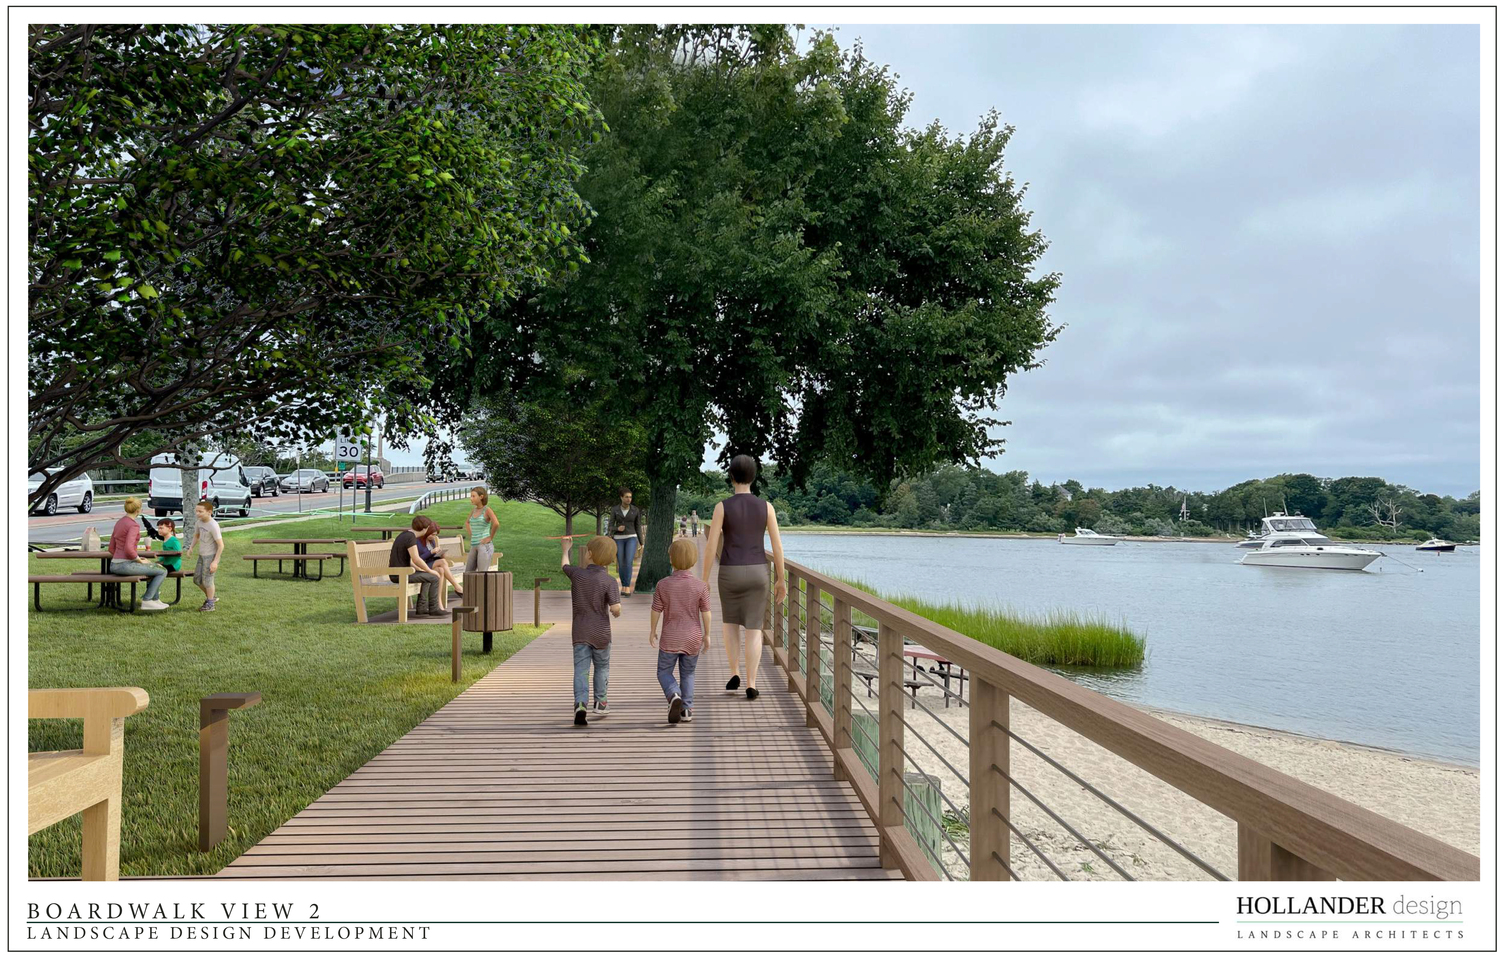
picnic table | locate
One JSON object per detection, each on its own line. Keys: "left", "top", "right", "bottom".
{"left": 348, "top": 525, "right": 464, "bottom": 541}
{"left": 248, "top": 538, "right": 348, "bottom": 580}
{"left": 31, "top": 549, "right": 185, "bottom": 610}
{"left": 849, "top": 626, "right": 967, "bottom": 706}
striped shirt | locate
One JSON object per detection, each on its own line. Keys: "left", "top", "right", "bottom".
{"left": 563, "top": 562, "right": 621, "bottom": 649}
{"left": 652, "top": 570, "right": 710, "bottom": 655}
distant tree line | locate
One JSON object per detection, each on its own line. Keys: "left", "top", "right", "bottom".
{"left": 674, "top": 464, "right": 1482, "bottom": 542}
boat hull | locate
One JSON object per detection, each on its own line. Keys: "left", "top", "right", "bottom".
{"left": 1416, "top": 543, "right": 1456, "bottom": 552}
{"left": 1060, "top": 537, "right": 1117, "bottom": 546}
{"left": 1240, "top": 550, "right": 1379, "bottom": 571}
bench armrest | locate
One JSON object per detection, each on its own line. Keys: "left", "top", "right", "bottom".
{"left": 29, "top": 688, "right": 149, "bottom": 720}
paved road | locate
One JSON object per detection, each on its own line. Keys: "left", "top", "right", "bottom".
{"left": 27, "top": 481, "right": 474, "bottom": 543}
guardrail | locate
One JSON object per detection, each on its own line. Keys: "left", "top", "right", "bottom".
{"left": 764, "top": 552, "right": 1480, "bottom": 882}
{"left": 408, "top": 484, "right": 483, "bottom": 514}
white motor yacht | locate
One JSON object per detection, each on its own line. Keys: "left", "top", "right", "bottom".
{"left": 1415, "top": 537, "right": 1456, "bottom": 553}
{"left": 1059, "top": 527, "right": 1119, "bottom": 546}
{"left": 1235, "top": 531, "right": 1265, "bottom": 549}
{"left": 1238, "top": 513, "right": 1380, "bottom": 571}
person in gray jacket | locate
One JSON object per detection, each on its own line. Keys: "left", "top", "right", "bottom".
{"left": 609, "top": 488, "right": 645, "bottom": 597}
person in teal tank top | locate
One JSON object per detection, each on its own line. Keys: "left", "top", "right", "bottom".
{"left": 465, "top": 487, "right": 501, "bottom": 576}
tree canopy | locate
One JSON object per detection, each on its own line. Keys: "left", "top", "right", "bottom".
{"left": 28, "top": 24, "right": 602, "bottom": 505}
{"left": 476, "top": 26, "right": 1059, "bottom": 589}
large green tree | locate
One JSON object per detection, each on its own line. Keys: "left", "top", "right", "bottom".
{"left": 28, "top": 24, "right": 602, "bottom": 507}
{"left": 480, "top": 27, "right": 1059, "bottom": 589}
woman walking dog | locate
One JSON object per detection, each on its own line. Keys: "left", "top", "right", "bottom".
{"left": 701, "top": 455, "right": 786, "bottom": 700}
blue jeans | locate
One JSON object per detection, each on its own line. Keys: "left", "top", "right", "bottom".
{"left": 110, "top": 559, "right": 166, "bottom": 601}
{"left": 615, "top": 537, "right": 638, "bottom": 589}
{"left": 656, "top": 650, "right": 699, "bottom": 709}
{"left": 573, "top": 643, "right": 611, "bottom": 707}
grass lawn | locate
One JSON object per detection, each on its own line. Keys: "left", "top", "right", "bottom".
{"left": 24, "top": 497, "right": 597, "bottom": 878}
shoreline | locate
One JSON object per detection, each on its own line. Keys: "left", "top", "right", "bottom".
{"left": 776, "top": 526, "right": 1475, "bottom": 546}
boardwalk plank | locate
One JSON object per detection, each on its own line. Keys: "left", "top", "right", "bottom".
{"left": 223, "top": 546, "right": 895, "bottom": 882}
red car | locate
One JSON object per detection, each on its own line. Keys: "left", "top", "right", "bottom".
{"left": 342, "top": 465, "right": 385, "bottom": 489}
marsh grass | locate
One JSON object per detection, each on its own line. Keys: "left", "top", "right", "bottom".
{"left": 826, "top": 577, "right": 1145, "bottom": 668}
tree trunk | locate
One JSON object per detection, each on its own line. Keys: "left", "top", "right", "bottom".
{"left": 634, "top": 476, "right": 678, "bottom": 593}
{"left": 564, "top": 510, "right": 574, "bottom": 536}
{"left": 180, "top": 440, "right": 199, "bottom": 547}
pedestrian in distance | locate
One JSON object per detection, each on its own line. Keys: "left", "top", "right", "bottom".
{"left": 609, "top": 488, "right": 644, "bottom": 597}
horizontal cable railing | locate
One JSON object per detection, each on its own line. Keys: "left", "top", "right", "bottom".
{"left": 764, "top": 552, "right": 1480, "bottom": 882}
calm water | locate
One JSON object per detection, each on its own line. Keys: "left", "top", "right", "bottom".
{"left": 780, "top": 533, "right": 1482, "bottom": 765}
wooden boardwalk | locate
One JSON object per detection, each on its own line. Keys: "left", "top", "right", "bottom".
{"left": 221, "top": 549, "right": 899, "bottom": 881}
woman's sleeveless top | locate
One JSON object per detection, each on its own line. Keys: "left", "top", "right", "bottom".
{"left": 721, "top": 494, "right": 768, "bottom": 566}
{"left": 468, "top": 510, "right": 490, "bottom": 545}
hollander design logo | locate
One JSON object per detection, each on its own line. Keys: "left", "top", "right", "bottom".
{"left": 1236, "top": 895, "right": 1464, "bottom": 943}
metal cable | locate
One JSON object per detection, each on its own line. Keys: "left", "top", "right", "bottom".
{"left": 1001, "top": 724, "right": 1230, "bottom": 881}
{"left": 990, "top": 761, "right": 1133, "bottom": 881}
{"left": 895, "top": 709, "right": 972, "bottom": 788}
{"left": 990, "top": 807, "right": 1071, "bottom": 881}
{"left": 889, "top": 736, "right": 974, "bottom": 831}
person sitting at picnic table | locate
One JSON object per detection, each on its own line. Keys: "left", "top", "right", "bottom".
{"left": 415, "top": 520, "right": 461, "bottom": 610}
{"left": 389, "top": 515, "right": 443, "bottom": 618}
{"left": 108, "top": 497, "right": 169, "bottom": 611}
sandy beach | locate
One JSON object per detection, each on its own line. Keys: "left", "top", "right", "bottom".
{"left": 872, "top": 694, "right": 1480, "bottom": 881}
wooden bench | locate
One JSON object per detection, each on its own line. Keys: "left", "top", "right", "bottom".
{"left": 29, "top": 687, "right": 150, "bottom": 880}
{"left": 29, "top": 574, "right": 144, "bottom": 613}
{"left": 348, "top": 536, "right": 499, "bottom": 623}
{"left": 243, "top": 553, "right": 339, "bottom": 580}
{"left": 68, "top": 569, "right": 189, "bottom": 606}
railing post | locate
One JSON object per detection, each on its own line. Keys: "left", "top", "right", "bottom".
{"left": 786, "top": 571, "right": 801, "bottom": 675}
{"left": 969, "top": 676, "right": 1012, "bottom": 880}
{"left": 877, "top": 622, "right": 905, "bottom": 869}
{"left": 805, "top": 584, "right": 822, "bottom": 725}
{"left": 1238, "top": 825, "right": 1334, "bottom": 880}
{"left": 832, "top": 597, "right": 853, "bottom": 780}
{"left": 199, "top": 692, "right": 261, "bottom": 851}
{"left": 770, "top": 559, "right": 784, "bottom": 649}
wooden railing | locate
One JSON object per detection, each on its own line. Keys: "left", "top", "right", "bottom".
{"left": 764, "top": 553, "right": 1479, "bottom": 882}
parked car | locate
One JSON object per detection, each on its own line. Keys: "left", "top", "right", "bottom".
{"left": 243, "top": 466, "right": 281, "bottom": 498}
{"left": 28, "top": 469, "right": 95, "bottom": 516}
{"left": 148, "top": 452, "right": 253, "bottom": 517}
{"left": 343, "top": 465, "right": 385, "bottom": 489}
{"left": 280, "top": 469, "right": 330, "bottom": 494}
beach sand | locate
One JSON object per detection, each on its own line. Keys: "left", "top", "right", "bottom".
{"left": 867, "top": 692, "right": 1480, "bottom": 881}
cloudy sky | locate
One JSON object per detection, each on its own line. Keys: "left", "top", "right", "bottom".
{"left": 414, "top": 24, "right": 1480, "bottom": 497}
{"left": 831, "top": 23, "right": 1481, "bottom": 496}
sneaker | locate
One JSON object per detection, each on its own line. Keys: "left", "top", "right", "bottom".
{"left": 726, "top": 674, "right": 741, "bottom": 691}
{"left": 745, "top": 687, "right": 759, "bottom": 701}
{"left": 574, "top": 705, "right": 588, "bottom": 726}
{"left": 681, "top": 710, "right": 694, "bottom": 723}
{"left": 139, "top": 599, "right": 168, "bottom": 611}
{"left": 200, "top": 600, "right": 217, "bottom": 613}
{"left": 667, "top": 695, "right": 684, "bottom": 724}
{"left": 593, "top": 700, "right": 609, "bottom": 720}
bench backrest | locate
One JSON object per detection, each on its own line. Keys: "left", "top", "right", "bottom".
{"left": 350, "top": 538, "right": 401, "bottom": 585}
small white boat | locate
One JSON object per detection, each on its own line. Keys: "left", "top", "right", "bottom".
{"left": 1238, "top": 513, "right": 1379, "bottom": 571}
{"left": 1059, "top": 527, "right": 1118, "bottom": 546}
{"left": 1415, "top": 538, "right": 1456, "bottom": 552}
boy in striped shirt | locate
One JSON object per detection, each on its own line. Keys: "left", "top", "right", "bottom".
{"left": 650, "top": 538, "right": 712, "bottom": 724}
{"left": 562, "top": 535, "right": 623, "bottom": 726}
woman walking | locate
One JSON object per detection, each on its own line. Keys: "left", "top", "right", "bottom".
{"left": 701, "top": 455, "right": 787, "bottom": 699}
{"left": 610, "top": 487, "right": 644, "bottom": 597}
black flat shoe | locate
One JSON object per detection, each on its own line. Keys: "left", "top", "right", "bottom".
{"left": 726, "top": 675, "right": 741, "bottom": 691}
{"left": 745, "top": 687, "right": 759, "bottom": 701}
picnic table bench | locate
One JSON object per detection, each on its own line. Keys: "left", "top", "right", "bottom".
{"left": 849, "top": 625, "right": 967, "bottom": 706}
{"left": 247, "top": 539, "right": 348, "bottom": 580}
{"left": 31, "top": 550, "right": 189, "bottom": 611}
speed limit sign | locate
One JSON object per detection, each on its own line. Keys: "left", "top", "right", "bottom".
{"left": 335, "top": 431, "right": 362, "bottom": 463}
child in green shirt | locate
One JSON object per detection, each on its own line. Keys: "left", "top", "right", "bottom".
{"left": 154, "top": 518, "right": 183, "bottom": 573}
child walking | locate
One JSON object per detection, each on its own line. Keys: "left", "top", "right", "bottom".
{"left": 650, "top": 538, "right": 711, "bottom": 724}
{"left": 561, "top": 535, "right": 622, "bottom": 726}
{"left": 184, "top": 499, "right": 223, "bottom": 611}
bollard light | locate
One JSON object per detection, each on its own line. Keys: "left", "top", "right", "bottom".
{"left": 199, "top": 692, "right": 261, "bottom": 851}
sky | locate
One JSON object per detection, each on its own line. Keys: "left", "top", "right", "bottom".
{"left": 408, "top": 24, "right": 1482, "bottom": 497}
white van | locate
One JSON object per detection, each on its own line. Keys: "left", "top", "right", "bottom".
{"left": 148, "top": 452, "right": 253, "bottom": 517}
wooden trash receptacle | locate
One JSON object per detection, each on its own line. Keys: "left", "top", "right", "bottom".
{"left": 462, "top": 571, "right": 513, "bottom": 653}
